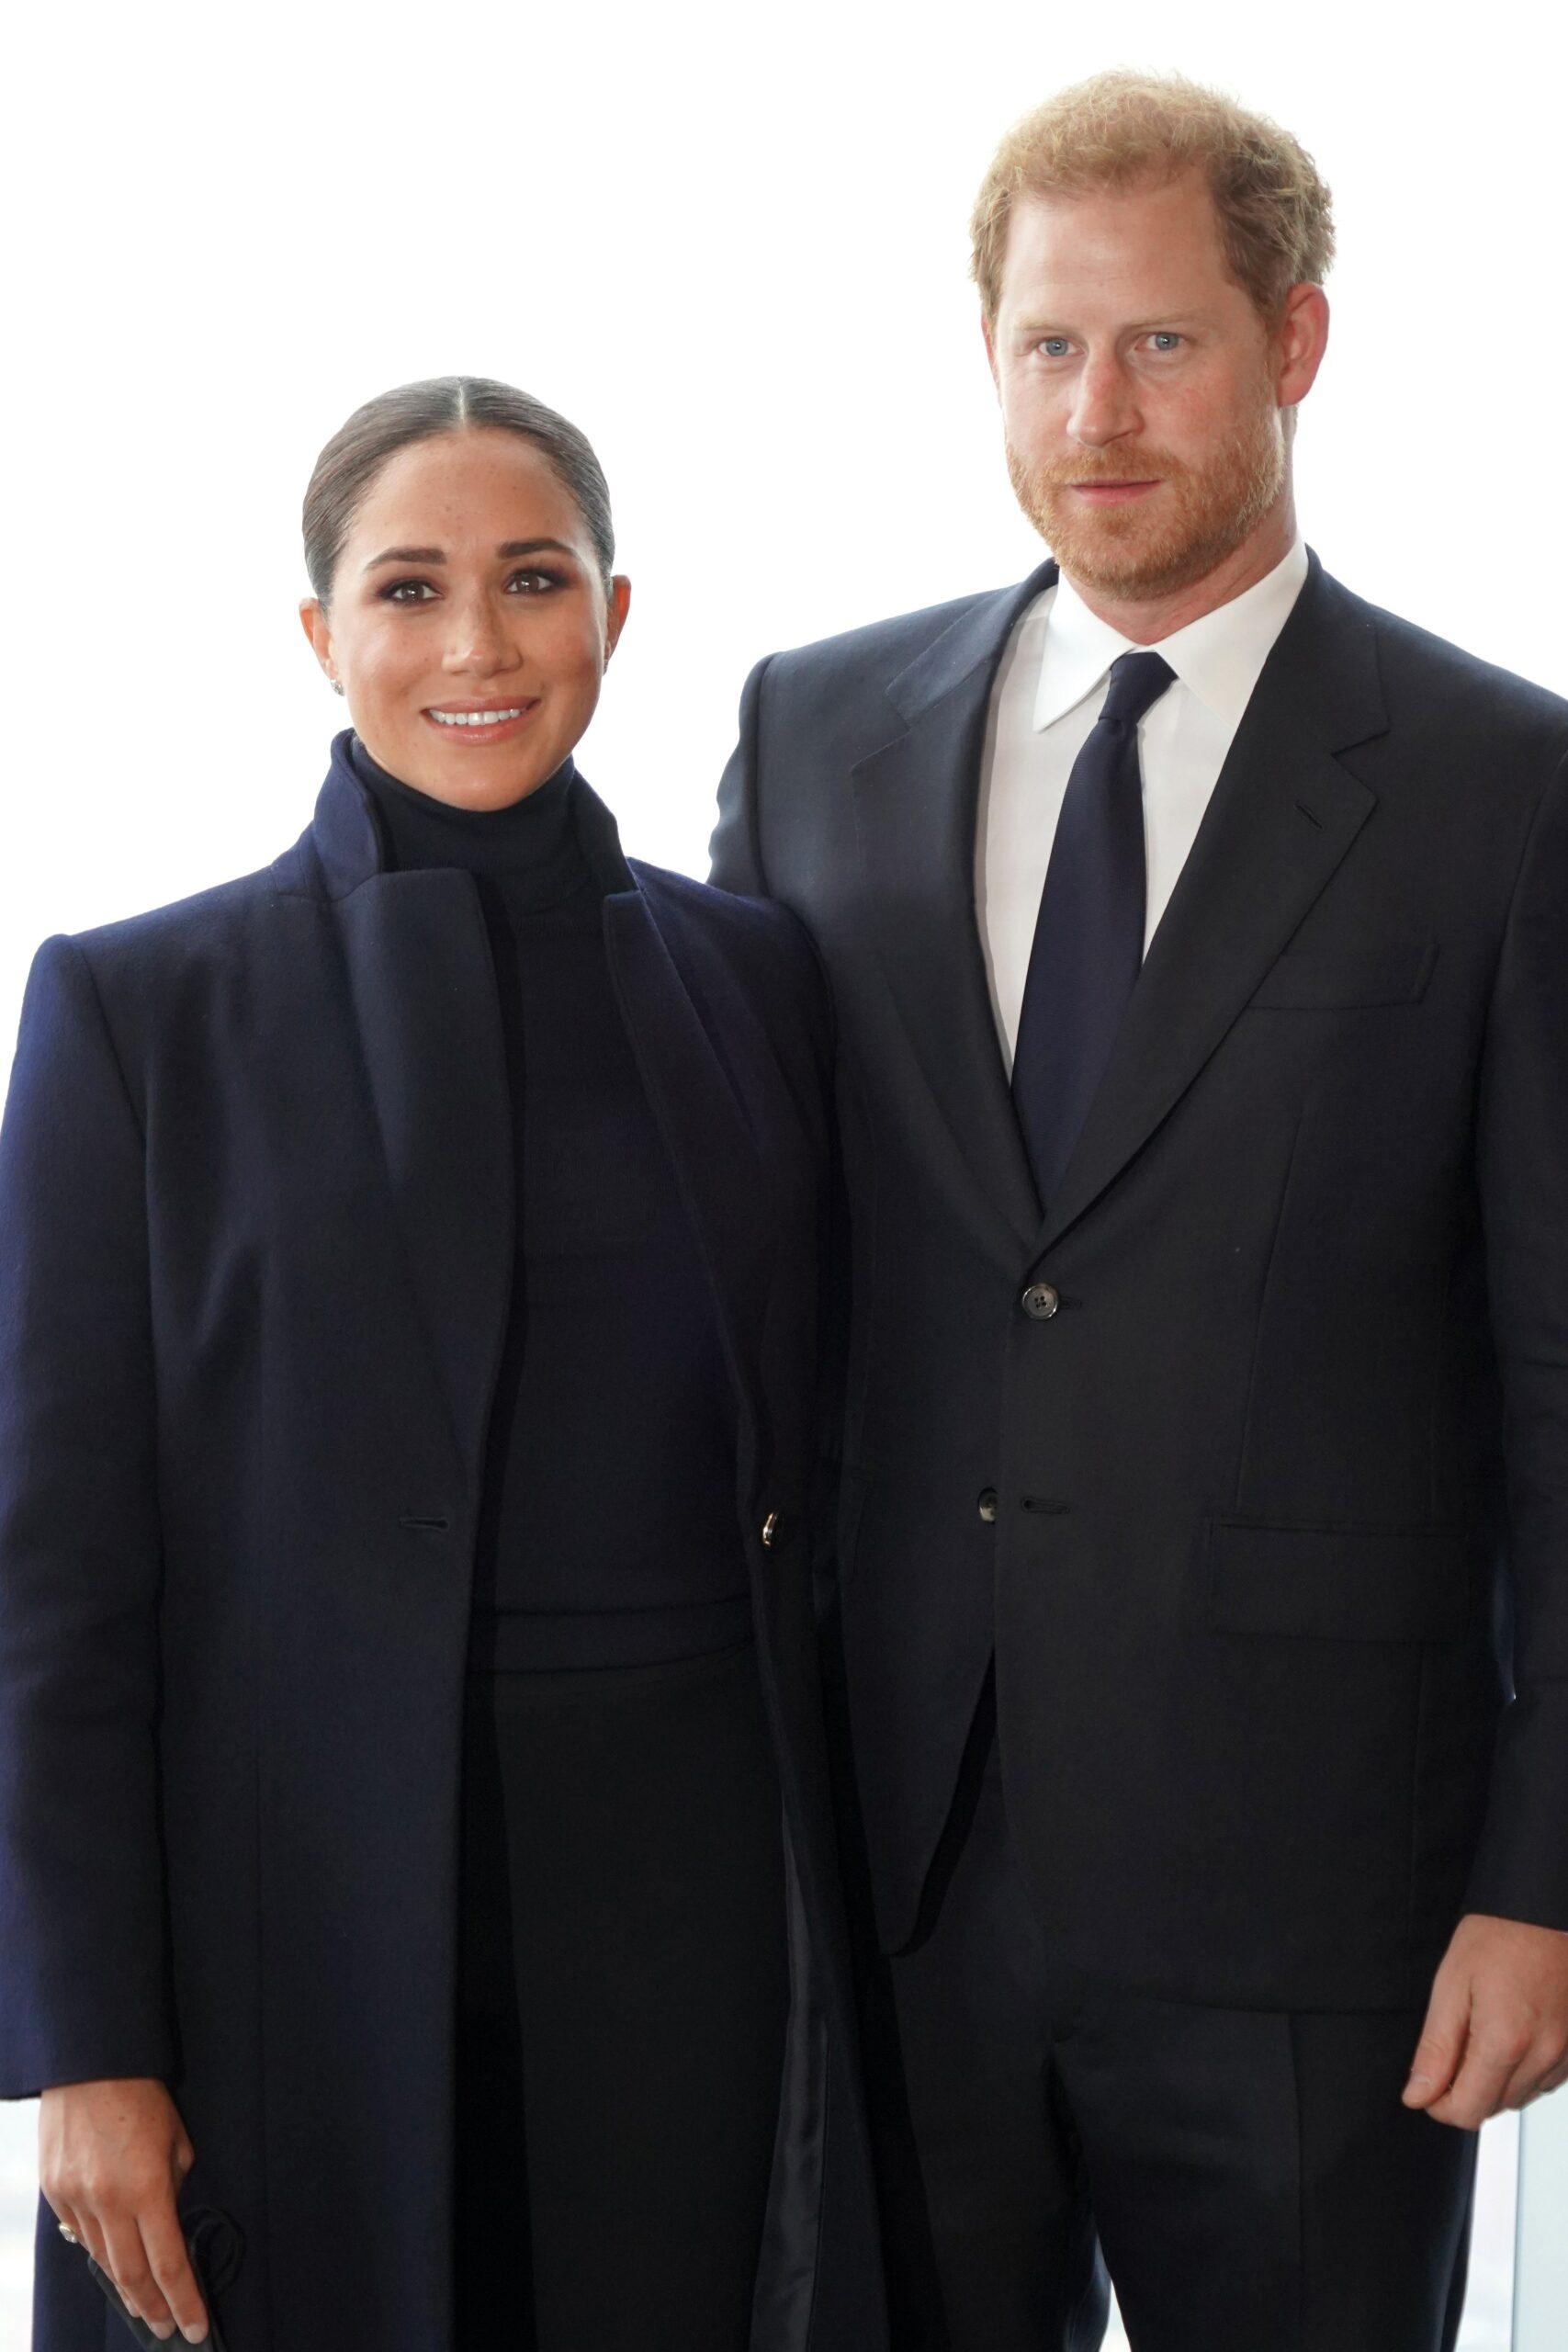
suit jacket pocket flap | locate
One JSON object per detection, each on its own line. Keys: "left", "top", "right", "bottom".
{"left": 1247, "top": 940, "right": 1437, "bottom": 1009}
{"left": 1205, "top": 1518, "right": 1470, "bottom": 1642}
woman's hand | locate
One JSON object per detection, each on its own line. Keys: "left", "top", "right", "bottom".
{"left": 39, "top": 2077, "right": 209, "bottom": 2344}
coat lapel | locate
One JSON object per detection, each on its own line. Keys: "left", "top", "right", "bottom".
{"left": 278, "top": 741, "right": 781, "bottom": 1510}
{"left": 1034, "top": 552, "right": 1387, "bottom": 1258}
{"left": 850, "top": 564, "right": 1057, "bottom": 1261}
{"left": 333, "top": 875, "right": 513, "bottom": 1489}
{"left": 276, "top": 739, "right": 512, "bottom": 1495}
{"left": 601, "top": 878, "right": 776, "bottom": 1482}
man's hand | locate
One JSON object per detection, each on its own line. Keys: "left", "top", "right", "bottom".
{"left": 39, "top": 2077, "right": 208, "bottom": 2344}
{"left": 1404, "top": 1914, "right": 1568, "bottom": 2129}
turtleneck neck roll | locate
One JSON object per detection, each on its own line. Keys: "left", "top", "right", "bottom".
{"left": 347, "top": 733, "right": 588, "bottom": 911}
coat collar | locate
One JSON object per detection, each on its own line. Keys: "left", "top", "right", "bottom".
{"left": 852, "top": 547, "right": 1389, "bottom": 1269}
{"left": 268, "top": 732, "right": 775, "bottom": 1510}
{"left": 272, "top": 728, "right": 637, "bottom": 903}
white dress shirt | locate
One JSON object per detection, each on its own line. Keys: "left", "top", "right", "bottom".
{"left": 975, "top": 535, "right": 1310, "bottom": 1072}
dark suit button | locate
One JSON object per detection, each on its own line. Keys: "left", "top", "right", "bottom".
{"left": 1021, "top": 1283, "right": 1060, "bottom": 1320}
{"left": 977, "top": 1488, "right": 998, "bottom": 1524}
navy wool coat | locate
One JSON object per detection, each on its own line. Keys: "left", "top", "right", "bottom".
{"left": 0, "top": 741, "right": 886, "bottom": 2352}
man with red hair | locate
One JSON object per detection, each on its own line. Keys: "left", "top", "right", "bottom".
{"left": 712, "top": 68, "right": 1568, "bottom": 2352}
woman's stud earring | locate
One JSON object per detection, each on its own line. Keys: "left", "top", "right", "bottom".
{"left": 331, "top": 679, "right": 345, "bottom": 696}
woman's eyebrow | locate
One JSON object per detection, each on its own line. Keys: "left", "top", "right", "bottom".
{"left": 363, "top": 545, "right": 446, "bottom": 571}
{"left": 361, "top": 537, "right": 578, "bottom": 573}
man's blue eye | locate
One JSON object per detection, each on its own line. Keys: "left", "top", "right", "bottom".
{"left": 1150, "top": 333, "right": 1182, "bottom": 352}
{"left": 1039, "top": 337, "right": 1070, "bottom": 358}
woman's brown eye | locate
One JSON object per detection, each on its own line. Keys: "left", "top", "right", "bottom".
{"left": 384, "top": 580, "right": 434, "bottom": 604}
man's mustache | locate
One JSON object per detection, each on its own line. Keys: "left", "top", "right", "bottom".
{"left": 1026, "top": 449, "right": 1183, "bottom": 487}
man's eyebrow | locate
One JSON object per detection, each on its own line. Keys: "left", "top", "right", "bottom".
{"left": 1011, "top": 311, "right": 1214, "bottom": 335}
{"left": 362, "top": 537, "right": 579, "bottom": 573}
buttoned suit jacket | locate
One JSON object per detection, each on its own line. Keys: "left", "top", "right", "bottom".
{"left": 0, "top": 738, "right": 887, "bottom": 2352}
{"left": 709, "top": 548, "right": 1568, "bottom": 2007}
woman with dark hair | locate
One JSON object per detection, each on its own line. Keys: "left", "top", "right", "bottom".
{"left": 0, "top": 379, "right": 886, "bottom": 2352}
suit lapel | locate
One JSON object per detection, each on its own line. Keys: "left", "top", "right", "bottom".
{"left": 1034, "top": 553, "right": 1386, "bottom": 1258}
{"left": 850, "top": 564, "right": 1056, "bottom": 1261}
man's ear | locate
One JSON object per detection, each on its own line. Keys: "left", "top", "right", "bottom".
{"left": 1275, "top": 283, "right": 1329, "bottom": 410}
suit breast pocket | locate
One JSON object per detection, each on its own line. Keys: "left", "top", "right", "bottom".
{"left": 1203, "top": 1517, "right": 1471, "bottom": 1644}
{"left": 1246, "top": 940, "right": 1438, "bottom": 1011}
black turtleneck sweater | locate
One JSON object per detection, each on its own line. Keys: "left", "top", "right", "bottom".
{"left": 349, "top": 737, "right": 750, "bottom": 1669}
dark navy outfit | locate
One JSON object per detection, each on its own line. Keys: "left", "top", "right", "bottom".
{"left": 349, "top": 741, "right": 787, "bottom": 2348}
{"left": 0, "top": 732, "right": 888, "bottom": 2352}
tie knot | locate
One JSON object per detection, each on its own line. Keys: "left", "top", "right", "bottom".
{"left": 1100, "top": 650, "right": 1176, "bottom": 730}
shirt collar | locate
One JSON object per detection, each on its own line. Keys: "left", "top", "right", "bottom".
{"left": 1032, "top": 532, "right": 1309, "bottom": 733}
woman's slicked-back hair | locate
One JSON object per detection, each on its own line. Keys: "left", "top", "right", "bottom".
{"left": 302, "top": 376, "right": 615, "bottom": 606}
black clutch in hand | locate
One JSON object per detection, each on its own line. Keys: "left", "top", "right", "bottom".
{"left": 82, "top": 2204, "right": 243, "bottom": 2352}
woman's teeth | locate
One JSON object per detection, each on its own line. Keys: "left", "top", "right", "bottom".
{"left": 429, "top": 707, "right": 525, "bottom": 727}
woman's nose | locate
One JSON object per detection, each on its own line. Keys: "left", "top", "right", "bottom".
{"left": 443, "top": 597, "right": 523, "bottom": 675}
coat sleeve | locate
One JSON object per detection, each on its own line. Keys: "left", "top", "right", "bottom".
{"left": 708, "top": 655, "right": 773, "bottom": 897}
{"left": 0, "top": 933, "right": 176, "bottom": 2097}
{"left": 1463, "top": 748, "right": 1568, "bottom": 1931}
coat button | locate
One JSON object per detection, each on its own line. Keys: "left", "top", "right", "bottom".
{"left": 1021, "top": 1282, "right": 1060, "bottom": 1320}
{"left": 761, "top": 1510, "right": 779, "bottom": 1548}
{"left": 977, "top": 1488, "right": 998, "bottom": 1523}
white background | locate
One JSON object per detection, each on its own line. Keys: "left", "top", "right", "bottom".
{"left": 2, "top": 0, "right": 1563, "bottom": 2339}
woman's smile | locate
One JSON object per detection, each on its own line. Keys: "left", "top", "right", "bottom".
{"left": 422, "top": 695, "right": 542, "bottom": 743}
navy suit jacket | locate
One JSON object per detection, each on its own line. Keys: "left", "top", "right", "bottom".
{"left": 0, "top": 736, "right": 886, "bottom": 2352}
{"left": 711, "top": 549, "right": 1568, "bottom": 2004}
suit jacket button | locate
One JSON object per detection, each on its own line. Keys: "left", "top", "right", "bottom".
{"left": 761, "top": 1510, "right": 779, "bottom": 1548}
{"left": 1021, "top": 1283, "right": 1060, "bottom": 1320}
{"left": 977, "top": 1488, "right": 998, "bottom": 1523}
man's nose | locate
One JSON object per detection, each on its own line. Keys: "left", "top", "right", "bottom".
{"left": 1067, "top": 350, "right": 1142, "bottom": 447}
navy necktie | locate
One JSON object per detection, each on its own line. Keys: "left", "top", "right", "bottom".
{"left": 1011, "top": 649, "right": 1176, "bottom": 1212}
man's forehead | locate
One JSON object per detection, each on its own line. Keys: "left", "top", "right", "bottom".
{"left": 998, "top": 175, "right": 1236, "bottom": 311}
